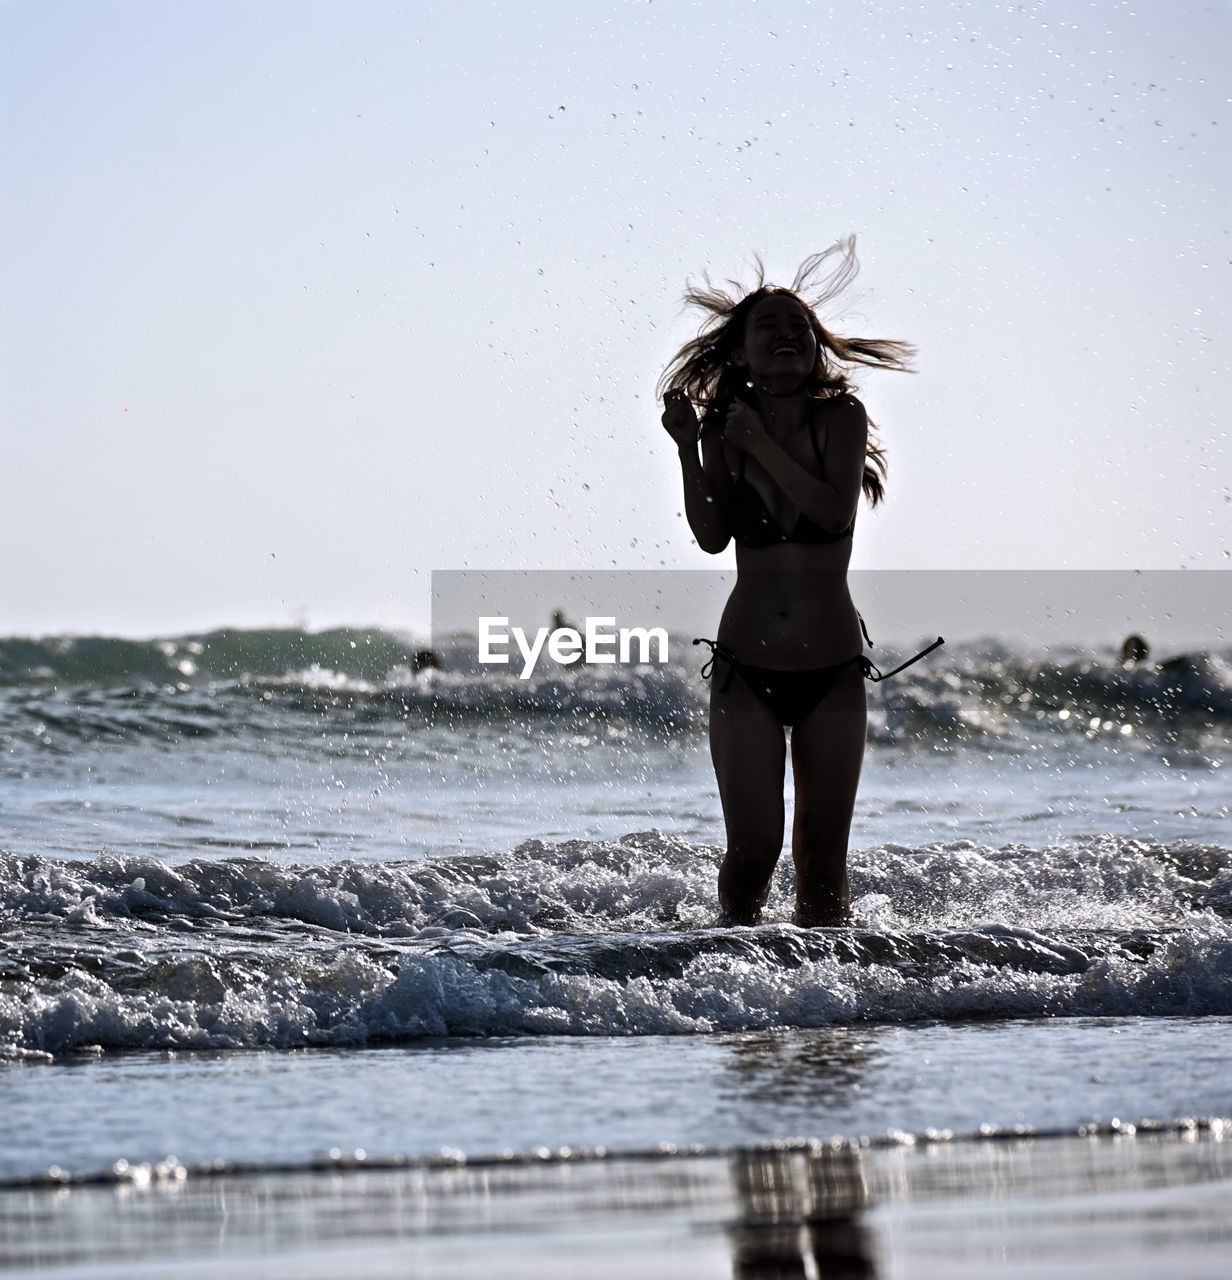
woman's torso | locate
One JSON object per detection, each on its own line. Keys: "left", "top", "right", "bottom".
{"left": 715, "top": 398, "right": 864, "bottom": 669}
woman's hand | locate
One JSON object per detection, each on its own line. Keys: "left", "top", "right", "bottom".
{"left": 661, "top": 388, "right": 700, "bottom": 448}
{"left": 723, "top": 400, "right": 768, "bottom": 454}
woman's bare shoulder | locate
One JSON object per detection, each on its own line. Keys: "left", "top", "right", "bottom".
{"left": 817, "top": 392, "right": 868, "bottom": 431}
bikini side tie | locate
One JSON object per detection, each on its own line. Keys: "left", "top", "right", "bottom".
{"left": 861, "top": 636, "right": 946, "bottom": 682}
{"left": 693, "top": 634, "right": 945, "bottom": 684}
{"left": 692, "top": 637, "right": 739, "bottom": 691}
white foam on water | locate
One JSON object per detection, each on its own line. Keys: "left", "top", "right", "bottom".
{"left": 3, "top": 916, "right": 1229, "bottom": 1055}
{"left": 3, "top": 832, "right": 1229, "bottom": 1055}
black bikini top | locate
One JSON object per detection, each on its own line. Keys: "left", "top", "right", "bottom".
{"left": 725, "top": 409, "right": 855, "bottom": 549}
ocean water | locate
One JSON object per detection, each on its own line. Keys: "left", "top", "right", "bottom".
{"left": 1, "top": 627, "right": 1230, "bottom": 1270}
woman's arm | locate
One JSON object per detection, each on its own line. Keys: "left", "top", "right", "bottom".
{"left": 725, "top": 395, "right": 868, "bottom": 534}
{"left": 662, "top": 390, "right": 731, "bottom": 553}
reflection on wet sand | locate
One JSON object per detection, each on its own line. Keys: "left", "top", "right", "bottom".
{"left": 727, "top": 1146, "right": 875, "bottom": 1278}
{"left": 717, "top": 1027, "right": 881, "bottom": 1114}
{"left": 2, "top": 1123, "right": 1229, "bottom": 1276}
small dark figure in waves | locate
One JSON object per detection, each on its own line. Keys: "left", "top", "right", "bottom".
{"left": 659, "top": 238, "right": 915, "bottom": 927}
{"left": 1120, "top": 633, "right": 1150, "bottom": 667}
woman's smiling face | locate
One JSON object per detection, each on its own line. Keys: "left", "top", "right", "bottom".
{"left": 734, "top": 294, "right": 819, "bottom": 385}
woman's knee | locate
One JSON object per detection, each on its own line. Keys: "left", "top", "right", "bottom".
{"left": 793, "top": 801, "right": 852, "bottom": 845}
{"left": 723, "top": 810, "right": 784, "bottom": 866}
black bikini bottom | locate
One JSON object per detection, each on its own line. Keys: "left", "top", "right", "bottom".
{"left": 693, "top": 635, "right": 945, "bottom": 729}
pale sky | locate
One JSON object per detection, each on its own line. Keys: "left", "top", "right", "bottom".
{"left": 2, "top": 0, "right": 1228, "bottom": 638}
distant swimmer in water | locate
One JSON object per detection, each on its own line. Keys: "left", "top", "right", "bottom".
{"left": 1120, "top": 634, "right": 1150, "bottom": 667}
{"left": 659, "top": 238, "right": 938, "bottom": 927}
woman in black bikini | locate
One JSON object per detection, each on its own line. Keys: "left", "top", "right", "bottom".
{"left": 660, "top": 239, "right": 919, "bottom": 927}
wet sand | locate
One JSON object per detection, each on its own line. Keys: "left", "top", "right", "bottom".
{"left": 2, "top": 1124, "right": 1228, "bottom": 1277}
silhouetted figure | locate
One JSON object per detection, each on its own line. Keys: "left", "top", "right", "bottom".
{"left": 1120, "top": 634, "right": 1150, "bottom": 667}
{"left": 660, "top": 238, "right": 915, "bottom": 926}
{"left": 411, "top": 648, "right": 440, "bottom": 674}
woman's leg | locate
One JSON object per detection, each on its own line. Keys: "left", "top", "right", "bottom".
{"left": 709, "top": 661, "right": 788, "bottom": 923}
{"left": 789, "top": 662, "right": 867, "bottom": 926}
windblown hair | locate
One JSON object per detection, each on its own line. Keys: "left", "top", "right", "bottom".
{"left": 657, "top": 237, "right": 914, "bottom": 506}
